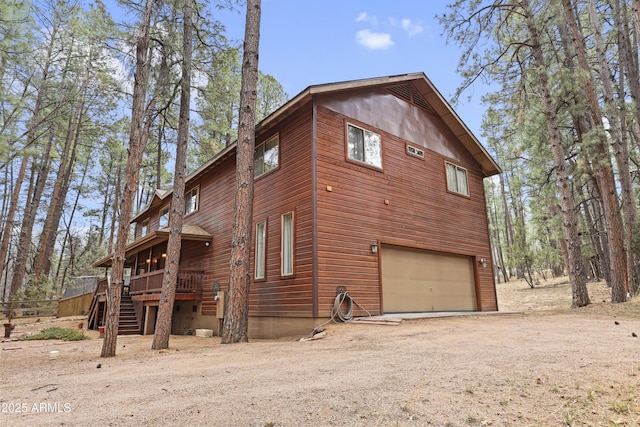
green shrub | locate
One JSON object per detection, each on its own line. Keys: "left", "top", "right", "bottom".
{"left": 24, "top": 327, "right": 87, "bottom": 341}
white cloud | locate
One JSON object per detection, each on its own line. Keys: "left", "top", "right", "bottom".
{"left": 401, "top": 18, "right": 423, "bottom": 37}
{"left": 355, "top": 12, "right": 377, "bottom": 25}
{"left": 356, "top": 29, "right": 394, "bottom": 50}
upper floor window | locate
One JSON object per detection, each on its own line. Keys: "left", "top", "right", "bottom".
{"left": 406, "top": 144, "right": 425, "bottom": 159}
{"left": 129, "top": 223, "right": 136, "bottom": 243}
{"left": 140, "top": 218, "right": 150, "bottom": 236}
{"left": 185, "top": 187, "right": 199, "bottom": 215}
{"left": 159, "top": 206, "right": 169, "bottom": 228}
{"left": 254, "top": 134, "right": 279, "bottom": 177}
{"left": 347, "top": 123, "right": 382, "bottom": 168}
{"left": 445, "top": 162, "right": 469, "bottom": 196}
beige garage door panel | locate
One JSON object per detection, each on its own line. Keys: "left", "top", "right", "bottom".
{"left": 382, "top": 246, "right": 476, "bottom": 312}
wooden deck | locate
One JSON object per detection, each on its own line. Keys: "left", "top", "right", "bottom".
{"left": 129, "top": 269, "right": 204, "bottom": 301}
{"left": 94, "top": 269, "right": 205, "bottom": 301}
{"left": 88, "top": 270, "right": 205, "bottom": 331}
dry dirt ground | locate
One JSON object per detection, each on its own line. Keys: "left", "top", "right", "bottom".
{"left": 1, "top": 277, "right": 640, "bottom": 427}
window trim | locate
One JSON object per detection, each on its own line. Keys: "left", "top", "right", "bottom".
{"left": 184, "top": 186, "right": 199, "bottom": 216}
{"left": 345, "top": 122, "right": 383, "bottom": 171}
{"left": 445, "top": 161, "right": 470, "bottom": 197}
{"left": 159, "top": 205, "right": 169, "bottom": 229}
{"left": 406, "top": 143, "right": 425, "bottom": 159}
{"left": 280, "top": 212, "right": 295, "bottom": 277}
{"left": 254, "top": 134, "right": 280, "bottom": 179}
{"left": 129, "top": 223, "right": 136, "bottom": 243}
{"left": 140, "top": 218, "right": 150, "bottom": 237}
{"left": 255, "top": 220, "right": 267, "bottom": 280}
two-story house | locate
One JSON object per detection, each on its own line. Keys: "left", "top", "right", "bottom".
{"left": 91, "top": 72, "right": 501, "bottom": 339}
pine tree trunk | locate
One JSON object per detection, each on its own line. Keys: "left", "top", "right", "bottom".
{"left": 613, "top": 0, "right": 640, "bottom": 295}
{"left": 522, "top": 0, "right": 590, "bottom": 307}
{"left": 562, "top": 0, "right": 628, "bottom": 302}
{"left": 101, "top": 0, "right": 155, "bottom": 358}
{"left": 98, "top": 157, "right": 114, "bottom": 247}
{"left": 0, "top": 12, "right": 58, "bottom": 291}
{"left": 53, "top": 157, "right": 89, "bottom": 294}
{"left": 632, "top": 0, "right": 640, "bottom": 58}
{"left": 614, "top": 0, "right": 640, "bottom": 128}
{"left": 489, "top": 196, "right": 508, "bottom": 283}
{"left": 9, "top": 124, "right": 55, "bottom": 295}
{"left": 221, "top": 0, "right": 261, "bottom": 344}
{"left": 108, "top": 157, "right": 123, "bottom": 255}
{"left": 33, "top": 92, "right": 85, "bottom": 279}
{"left": 587, "top": 0, "right": 636, "bottom": 296}
{"left": 152, "top": 0, "right": 193, "bottom": 350}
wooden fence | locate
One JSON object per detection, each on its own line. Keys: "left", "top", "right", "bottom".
{"left": 1, "top": 300, "right": 59, "bottom": 321}
{"left": 57, "top": 293, "right": 93, "bottom": 317}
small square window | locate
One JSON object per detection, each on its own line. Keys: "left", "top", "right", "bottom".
{"left": 140, "top": 218, "right": 150, "bottom": 236}
{"left": 445, "top": 162, "right": 469, "bottom": 196}
{"left": 347, "top": 123, "right": 382, "bottom": 168}
{"left": 406, "top": 144, "right": 425, "bottom": 158}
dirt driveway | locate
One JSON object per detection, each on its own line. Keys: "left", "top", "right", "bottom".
{"left": 1, "top": 278, "right": 639, "bottom": 426}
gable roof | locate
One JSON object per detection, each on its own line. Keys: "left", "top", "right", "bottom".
{"left": 256, "top": 72, "right": 500, "bottom": 176}
{"left": 132, "top": 73, "right": 500, "bottom": 223}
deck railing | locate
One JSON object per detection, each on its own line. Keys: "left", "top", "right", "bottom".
{"left": 96, "top": 277, "right": 108, "bottom": 294}
{"left": 95, "top": 270, "right": 204, "bottom": 297}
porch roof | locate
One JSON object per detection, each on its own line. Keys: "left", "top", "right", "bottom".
{"left": 93, "top": 224, "right": 212, "bottom": 268}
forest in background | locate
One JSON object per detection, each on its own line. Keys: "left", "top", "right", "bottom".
{"left": 442, "top": 0, "right": 640, "bottom": 306}
{"left": 2, "top": 0, "right": 640, "bottom": 309}
{"left": 0, "top": 0, "right": 287, "bottom": 302}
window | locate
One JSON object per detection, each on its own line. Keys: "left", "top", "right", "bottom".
{"left": 255, "top": 221, "right": 266, "bottom": 280}
{"left": 446, "top": 162, "right": 469, "bottom": 196}
{"left": 159, "top": 206, "right": 169, "bottom": 228}
{"left": 140, "top": 218, "right": 150, "bottom": 236}
{"left": 347, "top": 123, "right": 382, "bottom": 168}
{"left": 281, "top": 212, "right": 294, "bottom": 276}
{"left": 184, "top": 187, "right": 199, "bottom": 215}
{"left": 129, "top": 223, "right": 136, "bottom": 243}
{"left": 406, "top": 144, "right": 425, "bottom": 159}
{"left": 254, "top": 134, "right": 279, "bottom": 177}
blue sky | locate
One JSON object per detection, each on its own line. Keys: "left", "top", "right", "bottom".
{"left": 217, "top": 1, "right": 488, "bottom": 139}
{"left": 107, "top": 1, "right": 489, "bottom": 141}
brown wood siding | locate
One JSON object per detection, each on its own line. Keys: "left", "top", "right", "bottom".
{"left": 144, "top": 104, "right": 316, "bottom": 318}
{"left": 315, "top": 101, "right": 497, "bottom": 316}
{"left": 178, "top": 160, "right": 236, "bottom": 316}
{"left": 250, "top": 105, "right": 314, "bottom": 317}
{"left": 120, "top": 84, "right": 497, "bottom": 322}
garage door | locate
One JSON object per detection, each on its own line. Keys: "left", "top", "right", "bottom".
{"left": 381, "top": 245, "right": 476, "bottom": 312}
